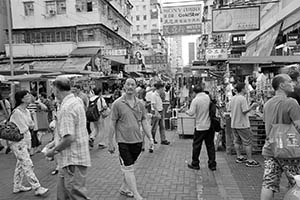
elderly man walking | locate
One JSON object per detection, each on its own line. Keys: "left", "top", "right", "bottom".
{"left": 45, "top": 76, "right": 91, "bottom": 200}
{"left": 108, "top": 78, "right": 154, "bottom": 200}
{"left": 261, "top": 74, "right": 300, "bottom": 200}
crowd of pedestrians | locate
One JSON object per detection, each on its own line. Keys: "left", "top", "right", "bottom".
{"left": 2, "top": 69, "right": 300, "bottom": 200}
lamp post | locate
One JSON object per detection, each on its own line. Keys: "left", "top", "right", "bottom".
{"left": 6, "top": 0, "right": 15, "bottom": 106}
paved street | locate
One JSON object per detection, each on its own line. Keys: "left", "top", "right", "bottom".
{"left": 0, "top": 130, "right": 287, "bottom": 200}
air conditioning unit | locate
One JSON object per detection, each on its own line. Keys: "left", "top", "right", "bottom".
{"left": 48, "top": 9, "right": 56, "bottom": 15}
{"left": 27, "top": 4, "right": 34, "bottom": 10}
{"left": 75, "top": 4, "right": 82, "bottom": 12}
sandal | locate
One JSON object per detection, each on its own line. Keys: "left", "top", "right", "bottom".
{"left": 119, "top": 190, "right": 134, "bottom": 198}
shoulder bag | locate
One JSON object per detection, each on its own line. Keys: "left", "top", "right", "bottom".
{"left": 269, "top": 101, "right": 300, "bottom": 159}
{"left": 0, "top": 108, "right": 23, "bottom": 142}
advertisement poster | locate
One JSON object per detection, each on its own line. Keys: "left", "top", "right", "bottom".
{"left": 163, "top": 5, "right": 202, "bottom": 36}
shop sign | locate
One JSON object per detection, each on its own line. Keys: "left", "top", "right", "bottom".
{"left": 163, "top": 5, "right": 202, "bottom": 36}
{"left": 144, "top": 55, "right": 168, "bottom": 64}
{"left": 101, "top": 49, "right": 127, "bottom": 56}
{"left": 287, "top": 33, "right": 298, "bottom": 41}
{"left": 212, "top": 6, "right": 260, "bottom": 32}
{"left": 205, "top": 48, "right": 228, "bottom": 60}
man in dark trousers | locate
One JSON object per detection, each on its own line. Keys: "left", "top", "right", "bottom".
{"left": 184, "top": 83, "right": 216, "bottom": 171}
{"left": 287, "top": 70, "right": 300, "bottom": 105}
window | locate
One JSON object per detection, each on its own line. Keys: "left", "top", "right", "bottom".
{"left": 152, "top": 23, "right": 157, "bottom": 27}
{"left": 56, "top": 0, "right": 66, "bottom": 15}
{"left": 45, "top": 1, "right": 56, "bottom": 15}
{"left": 136, "top": 15, "right": 140, "bottom": 21}
{"left": 13, "top": 33, "right": 25, "bottom": 43}
{"left": 143, "top": 15, "right": 147, "bottom": 20}
{"left": 143, "top": 5, "right": 146, "bottom": 10}
{"left": 24, "top": 2, "right": 34, "bottom": 16}
{"left": 136, "top": 25, "right": 140, "bottom": 31}
{"left": 75, "top": 0, "right": 93, "bottom": 12}
{"left": 143, "top": 25, "right": 147, "bottom": 30}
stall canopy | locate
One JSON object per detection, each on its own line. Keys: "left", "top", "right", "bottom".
{"left": 7, "top": 72, "right": 62, "bottom": 81}
{"left": 245, "top": 22, "right": 282, "bottom": 57}
{"left": 282, "top": 8, "right": 300, "bottom": 35}
{"left": 62, "top": 57, "right": 91, "bottom": 72}
{"left": 70, "top": 47, "right": 99, "bottom": 57}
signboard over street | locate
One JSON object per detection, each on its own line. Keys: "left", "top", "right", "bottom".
{"left": 212, "top": 6, "right": 260, "bottom": 32}
{"left": 101, "top": 49, "right": 127, "bottom": 56}
{"left": 205, "top": 48, "right": 228, "bottom": 60}
{"left": 163, "top": 5, "right": 202, "bottom": 36}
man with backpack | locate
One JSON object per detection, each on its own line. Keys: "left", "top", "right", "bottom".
{"left": 87, "top": 87, "right": 109, "bottom": 149}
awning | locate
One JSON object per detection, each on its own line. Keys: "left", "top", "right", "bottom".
{"left": 245, "top": 22, "right": 282, "bottom": 57}
{"left": 7, "top": 72, "right": 62, "bottom": 81}
{"left": 282, "top": 8, "right": 300, "bottom": 35}
{"left": 62, "top": 57, "right": 91, "bottom": 72}
{"left": 104, "top": 56, "right": 129, "bottom": 65}
{"left": 70, "top": 47, "right": 100, "bottom": 57}
{"left": 228, "top": 56, "right": 300, "bottom": 64}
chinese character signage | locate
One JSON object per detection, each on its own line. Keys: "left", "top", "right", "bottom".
{"left": 205, "top": 48, "right": 228, "bottom": 60}
{"left": 144, "top": 55, "right": 168, "bottom": 64}
{"left": 101, "top": 49, "right": 127, "bottom": 56}
{"left": 212, "top": 6, "right": 260, "bottom": 32}
{"left": 163, "top": 5, "right": 202, "bottom": 36}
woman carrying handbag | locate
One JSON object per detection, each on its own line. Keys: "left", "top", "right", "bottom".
{"left": 9, "top": 90, "right": 48, "bottom": 196}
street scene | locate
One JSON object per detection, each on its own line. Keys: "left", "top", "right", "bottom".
{"left": 0, "top": 0, "right": 300, "bottom": 200}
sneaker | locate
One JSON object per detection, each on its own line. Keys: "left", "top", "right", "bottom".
{"left": 13, "top": 186, "right": 32, "bottom": 193}
{"left": 153, "top": 140, "right": 158, "bottom": 144}
{"left": 187, "top": 163, "right": 200, "bottom": 170}
{"left": 245, "top": 160, "right": 260, "bottom": 167}
{"left": 235, "top": 156, "right": 247, "bottom": 163}
{"left": 89, "top": 138, "right": 94, "bottom": 148}
{"left": 98, "top": 144, "right": 107, "bottom": 150}
{"left": 34, "top": 187, "right": 49, "bottom": 196}
{"left": 161, "top": 140, "right": 170, "bottom": 145}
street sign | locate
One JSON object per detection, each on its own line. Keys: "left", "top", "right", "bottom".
{"left": 101, "top": 49, "right": 127, "bottom": 56}
{"left": 144, "top": 55, "right": 168, "bottom": 64}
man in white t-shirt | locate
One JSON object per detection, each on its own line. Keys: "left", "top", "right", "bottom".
{"left": 89, "top": 87, "right": 108, "bottom": 149}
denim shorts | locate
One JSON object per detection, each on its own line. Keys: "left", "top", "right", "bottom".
{"left": 262, "top": 157, "right": 300, "bottom": 192}
{"left": 232, "top": 128, "right": 253, "bottom": 146}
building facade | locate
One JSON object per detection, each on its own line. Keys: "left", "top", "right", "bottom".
{"left": 5, "top": 0, "right": 133, "bottom": 62}
{"left": 167, "top": 36, "right": 182, "bottom": 73}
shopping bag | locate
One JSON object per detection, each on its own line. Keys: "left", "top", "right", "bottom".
{"left": 269, "top": 123, "right": 300, "bottom": 159}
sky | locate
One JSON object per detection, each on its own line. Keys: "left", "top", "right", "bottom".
{"left": 162, "top": 0, "right": 202, "bottom": 66}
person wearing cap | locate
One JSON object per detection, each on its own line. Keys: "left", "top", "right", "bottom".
{"left": 45, "top": 76, "right": 91, "bottom": 200}
{"left": 151, "top": 82, "right": 170, "bottom": 145}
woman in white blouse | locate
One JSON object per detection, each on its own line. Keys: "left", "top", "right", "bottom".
{"left": 9, "top": 90, "right": 48, "bottom": 196}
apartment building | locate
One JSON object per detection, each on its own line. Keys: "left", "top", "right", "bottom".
{"left": 131, "top": 0, "right": 165, "bottom": 53}
{"left": 2, "top": 0, "right": 133, "bottom": 74}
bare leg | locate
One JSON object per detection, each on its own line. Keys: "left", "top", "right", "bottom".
{"left": 260, "top": 187, "right": 274, "bottom": 200}
{"left": 122, "top": 168, "right": 143, "bottom": 200}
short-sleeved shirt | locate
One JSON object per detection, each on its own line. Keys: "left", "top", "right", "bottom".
{"left": 230, "top": 94, "right": 250, "bottom": 129}
{"left": 111, "top": 95, "right": 147, "bottom": 144}
{"left": 262, "top": 95, "right": 300, "bottom": 157}
{"left": 186, "top": 92, "right": 211, "bottom": 131}
{"left": 55, "top": 93, "right": 91, "bottom": 168}
{"left": 151, "top": 91, "right": 163, "bottom": 111}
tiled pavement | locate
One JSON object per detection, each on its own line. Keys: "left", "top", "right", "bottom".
{"left": 0, "top": 129, "right": 288, "bottom": 200}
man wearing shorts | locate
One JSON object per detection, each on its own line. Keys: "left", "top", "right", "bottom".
{"left": 230, "top": 82, "right": 259, "bottom": 167}
{"left": 261, "top": 74, "right": 300, "bottom": 200}
{"left": 108, "top": 78, "right": 154, "bottom": 200}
